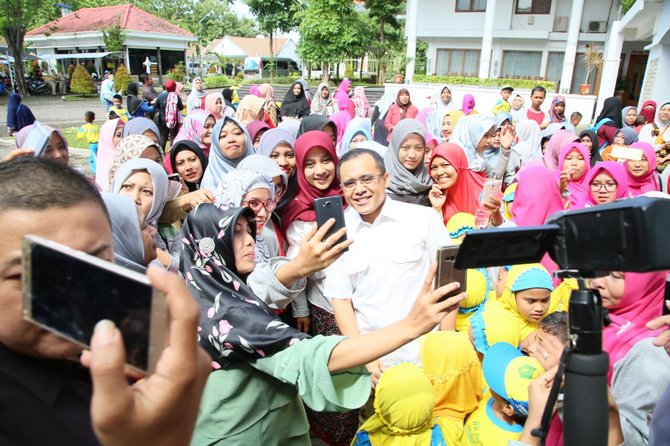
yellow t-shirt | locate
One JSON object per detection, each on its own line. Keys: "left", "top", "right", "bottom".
{"left": 108, "top": 106, "right": 129, "bottom": 122}
{"left": 77, "top": 123, "right": 100, "bottom": 144}
{"left": 461, "top": 397, "right": 523, "bottom": 446}
{"left": 492, "top": 99, "right": 512, "bottom": 115}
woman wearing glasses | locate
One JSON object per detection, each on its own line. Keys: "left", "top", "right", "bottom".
{"left": 583, "top": 161, "right": 630, "bottom": 207}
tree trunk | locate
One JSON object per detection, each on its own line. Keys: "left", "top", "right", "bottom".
{"left": 379, "top": 16, "right": 386, "bottom": 85}
{"left": 5, "top": 0, "right": 27, "bottom": 96}
{"left": 269, "top": 30, "right": 274, "bottom": 82}
{"left": 322, "top": 61, "right": 329, "bottom": 82}
{"left": 307, "top": 63, "right": 311, "bottom": 80}
{"left": 359, "top": 53, "right": 364, "bottom": 80}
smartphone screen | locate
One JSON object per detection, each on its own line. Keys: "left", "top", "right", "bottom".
{"left": 22, "top": 236, "right": 167, "bottom": 373}
{"left": 314, "top": 196, "right": 348, "bottom": 251}
{"left": 167, "top": 173, "right": 181, "bottom": 182}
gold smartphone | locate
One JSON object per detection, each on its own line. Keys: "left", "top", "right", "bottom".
{"left": 435, "top": 245, "right": 468, "bottom": 299}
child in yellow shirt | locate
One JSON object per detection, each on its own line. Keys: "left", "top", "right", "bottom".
{"left": 77, "top": 111, "right": 100, "bottom": 174}
{"left": 108, "top": 94, "right": 130, "bottom": 122}
{"left": 492, "top": 86, "right": 514, "bottom": 115}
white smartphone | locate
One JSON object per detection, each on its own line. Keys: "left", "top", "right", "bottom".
{"left": 22, "top": 235, "right": 168, "bottom": 374}
{"left": 481, "top": 179, "right": 502, "bottom": 203}
{"left": 611, "top": 145, "right": 643, "bottom": 161}
{"left": 21, "top": 121, "right": 51, "bottom": 157}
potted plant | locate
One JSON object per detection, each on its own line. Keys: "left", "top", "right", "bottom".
{"left": 580, "top": 44, "right": 603, "bottom": 95}
{"left": 387, "top": 51, "right": 406, "bottom": 84}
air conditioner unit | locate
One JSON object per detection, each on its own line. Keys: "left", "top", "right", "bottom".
{"left": 588, "top": 21, "right": 607, "bottom": 33}
{"left": 554, "top": 16, "right": 568, "bottom": 32}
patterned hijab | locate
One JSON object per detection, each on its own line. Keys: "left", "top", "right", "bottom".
{"left": 180, "top": 204, "right": 309, "bottom": 369}
{"left": 112, "top": 158, "right": 171, "bottom": 225}
{"left": 384, "top": 118, "right": 432, "bottom": 195}
{"left": 122, "top": 117, "right": 161, "bottom": 146}
{"left": 200, "top": 116, "right": 255, "bottom": 191}
{"left": 549, "top": 95, "right": 566, "bottom": 123}
{"left": 108, "top": 134, "right": 163, "bottom": 190}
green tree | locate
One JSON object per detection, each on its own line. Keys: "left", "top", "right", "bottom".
{"left": 113, "top": 64, "right": 131, "bottom": 93}
{"left": 102, "top": 24, "right": 126, "bottom": 53}
{"left": 364, "top": 0, "right": 404, "bottom": 83}
{"left": 70, "top": 64, "right": 96, "bottom": 94}
{"left": 297, "top": 0, "right": 362, "bottom": 81}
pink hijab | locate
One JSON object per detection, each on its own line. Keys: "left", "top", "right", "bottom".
{"left": 165, "top": 110, "right": 214, "bottom": 173}
{"left": 249, "top": 85, "right": 261, "bottom": 97}
{"left": 603, "top": 271, "right": 667, "bottom": 383}
{"left": 462, "top": 94, "right": 476, "bottom": 115}
{"left": 625, "top": 141, "right": 660, "bottom": 196}
{"left": 584, "top": 161, "right": 630, "bottom": 206}
{"left": 334, "top": 78, "right": 351, "bottom": 113}
{"left": 558, "top": 142, "right": 591, "bottom": 209}
{"left": 543, "top": 129, "right": 579, "bottom": 171}
{"left": 330, "top": 111, "right": 352, "bottom": 146}
{"left": 94, "top": 118, "right": 124, "bottom": 191}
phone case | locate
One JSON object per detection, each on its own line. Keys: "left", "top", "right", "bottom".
{"left": 314, "top": 196, "right": 348, "bottom": 250}
{"left": 481, "top": 179, "right": 502, "bottom": 203}
{"left": 435, "top": 245, "right": 467, "bottom": 297}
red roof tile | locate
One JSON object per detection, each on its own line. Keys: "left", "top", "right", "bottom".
{"left": 27, "top": 4, "right": 194, "bottom": 37}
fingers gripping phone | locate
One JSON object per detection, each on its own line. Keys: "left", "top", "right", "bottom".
{"left": 314, "top": 196, "right": 348, "bottom": 252}
{"left": 435, "top": 245, "right": 467, "bottom": 299}
{"left": 22, "top": 235, "right": 168, "bottom": 374}
{"left": 481, "top": 179, "right": 502, "bottom": 204}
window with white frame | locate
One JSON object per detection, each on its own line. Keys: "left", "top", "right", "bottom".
{"left": 516, "top": 0, "right": 551, "bottom": 14}
{"left": 435, "top": 49, "right": 480, "bottom": 76}
{"left": 501, "top": 50, "right": 542, "bottom": 78}
{"left": 456, "top": 0, "right": 487, "bottom": 12}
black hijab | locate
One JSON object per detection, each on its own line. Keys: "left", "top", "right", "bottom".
{"left": 169, "top": 140, "right": 208, "bottom": 192}
{"left": 222, "top": 87, "right": 236, "bottom": 111}
{"left": 126, "top": 81, "right": 143, "bottom": 115}
{"left": 297, "top": 114, "right": 336, "bottom": 137}
{"left": 579, "top": 129, "right": 602, "bottom": 166}
{"left": 595, "top": 97, "right": 623, "bottom": 128}
{"left": 280, "top": 81, "right": 311, "bottom": 119}
{"left": 180, "top": 204, "right": 309, "bottom": 368}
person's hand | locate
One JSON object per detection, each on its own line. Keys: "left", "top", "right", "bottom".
{"left": 404, "top": 262, "right": 465, "bottom": 338}
{"left": 647, "top": 302, "right": 670, "bottom": 356}
{"left": 178, "top": 189, "right": 214, "bottom": 211}
{"left": 366, "top": 360, "right": 383, "bottom": 388}
{"left": 428, "top": 184, "right": 446, "bottom": 210}
{"left": 481, "top": 196, "right": 503, "bottom": 226}
{"left": 540, "top": 120, "right": 550, "bottom": 130}
{"left": 1, "top": 147, "right": 33, "bottom": 163}
{"left": 528, "top": 333, "right": 565, "bottom": 370}
{"left": 559, "top": 167, "right": 573, "bottom": 194}
{"left": 293, "top": 219, "right": 354, "bottom": 276}
{"left": 500, "top": 126, "right": 515, "bottom": 150}
{"left": 296, "top": 316, "right": 311, "bottom": 334}
{"left": 81, "top": 267, "right": 210, "bottom": 446}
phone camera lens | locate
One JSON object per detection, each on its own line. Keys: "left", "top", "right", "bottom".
{"left": 325, "top": 202, "right": 332, "bottom": 208}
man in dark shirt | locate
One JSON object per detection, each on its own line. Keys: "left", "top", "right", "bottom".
{"left": 141, "top": 73, "right": 158, "bottom": 103}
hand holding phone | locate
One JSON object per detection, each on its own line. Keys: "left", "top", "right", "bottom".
{"left": 435, "top": 245, "right": 467, "bottom": 298}
{"left": 481, "top": 179, "right": 502, "bottom": 204}
{"left": 314, "top": 196, "right": 348, "bottom": 251}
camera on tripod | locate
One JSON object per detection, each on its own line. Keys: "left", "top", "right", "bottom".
{"left": 455, "top": 196, "right": 670, "bottom": 446}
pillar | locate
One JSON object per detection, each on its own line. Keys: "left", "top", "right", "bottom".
{"left": 157, "top": 47, "right": 163, "bottom": 86}
{"left": 405, "top": 0, "right": 419, "bottom": 83}
{"left": 559, "top": 0, "right": 585, "bottom": 94}
{"left": 596, "top": 20, "right": 624, "bottom": 114}
{"left": 479, "top": 0, "right": 497, "bottom": 79}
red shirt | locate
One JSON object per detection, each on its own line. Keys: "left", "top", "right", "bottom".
{"left": 527, "top": 108, "right": 545, "bottom": 125}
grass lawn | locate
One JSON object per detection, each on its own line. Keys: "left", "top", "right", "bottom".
{"left": 62, "top": 127, "right": 91, "bottom": 150}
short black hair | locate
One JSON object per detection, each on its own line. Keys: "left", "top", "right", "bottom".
{"left": 531, "top": 86, "right": 546, "bottom": 96}
{"left": 337, "top": 148, "right": 386, "bottom": 180}
{"left": 539, "top": 311, "right": 568, "bottom": 343}
{"left": 84, "top": 111, "right": 95, "bottom": 122}
{"left": 113, "top": 94, "right": 122, "bottom": 102}
{"left": 108, "top": 111, "right": 119, "bottom": 119}
{"left": 0, "top": 157, "right": 108, "bottom": 221}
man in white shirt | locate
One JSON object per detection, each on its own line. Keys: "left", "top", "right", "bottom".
{"left": 324, "top": 148, "right": 454, "bottom": 384}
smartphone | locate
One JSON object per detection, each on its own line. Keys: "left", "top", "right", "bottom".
{"left": 611, "top": 145, "right": 643, "bottom": 161}
{"left": 314, "top": 196, "right": 348, "bottom": 251}
{"left": 481, "top": 179, "right": 502, "bottom": 203}
{"left": 21, "top": 121, "right": 51, "bottom": 157}
{"left": 22, "top": 235, "right": 168, "bottom": 374}
{"left": 435, "top": 245, "right": 467, "bottom": 299}
{"left": 167, "top": 173, "right": 181, "bottom": 182}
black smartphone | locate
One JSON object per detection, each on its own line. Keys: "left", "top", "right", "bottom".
{"left": 435, "top": 245, "right": 467, "bottom": 298}
{"left": 22, "top": 235, "right": 168, "bottom": 374}
{"left": 314, "top": 196, "right": 348, "bottom": 251}
{"left": 167, "top": 173, "right": 181, "bottom": 182}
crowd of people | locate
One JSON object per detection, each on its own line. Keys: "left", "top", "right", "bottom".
{"left": 3, "top": 74, "right": 670, "bottom": 446}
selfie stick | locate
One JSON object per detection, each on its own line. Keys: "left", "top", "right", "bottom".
{"left": 531, "top": 273, "right": 609, "bottom": 446}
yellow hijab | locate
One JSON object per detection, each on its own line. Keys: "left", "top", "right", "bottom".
{"left": 420, "top": 332, "right": 482, "bottom": 445}
{"left": 456, "top": 268, "right": 490, "bottom": 332}
{"left": 353, "top": 363, "right": 443, "bottom": 446}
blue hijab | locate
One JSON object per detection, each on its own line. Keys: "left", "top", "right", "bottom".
{"left": 7, "top": 93, "right": 36, "bottom": 132}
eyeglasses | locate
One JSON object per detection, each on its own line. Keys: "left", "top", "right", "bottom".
{"left": 244, "top": 199, "right": 276, "bottom": 212}
{"left": 341, "top": 174, "right": 384, "bottom": 191}
{"left": 590, "top": 181, "right": 617, "bottom": 192}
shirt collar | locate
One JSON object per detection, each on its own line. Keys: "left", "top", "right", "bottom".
{"left": 347, "top": 195, "right": 401, "bottom": 230}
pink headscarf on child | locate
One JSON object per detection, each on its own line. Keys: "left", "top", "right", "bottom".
{"left": 583, "top": 161, "right": 629, "bottom": 207}
{"left": 557, "top": 142, "right": 591, "bottom": 208}
{"left": 625, "top": 141, "right": 660, "bottom": 196}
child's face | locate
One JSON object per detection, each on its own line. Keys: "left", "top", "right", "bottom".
{"left": 113, "top": 98, "right": 122, "bottom": 108}
{"left": 514, "top": 288, "right": 551, "bottom": 323}
{"left": 614, "top": 131, "right": 625, "bottom": 146}
{"left": 531, "top": 91, "right": 545, "bottom": 109}
{"left": 553, "top": 102, "right": 565, "bottom": 116}
{"left": 502, "top": 90, "right": 512, "bottom": 101}
{"left": 571, "top": 116, "right": 581, "bottom": 127}
{"left": 512, "top": 96, "right": 523, "bottom": 110}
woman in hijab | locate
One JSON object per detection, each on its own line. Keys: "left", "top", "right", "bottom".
{"left": 384, "top": 88, "right": 419, "bottom": 142}
{"left": 419, "top": 332, "right": 482, "bottom": 446}
{"left": 166, "top": 109, "right": 215, "bottom": 165}
{"left": 221, "top": 87, "right": 236, "bottom": 111}
{"left": 584, "top": 161, "right": 630, "bottom": 207}
{"left": 126, "top": 81, "right": 154, "bottom": 118}
{"left": 557, "top": 141, "right": 591, "bottom": 208}
{"left": 542, "top": 128, "right": 580, "bottom": 171}
{"left": 280, "top": 81, "right": 311, "bottom": 119}
{"left": 339, "top": 122, "right": 371, "bottom": 156}
{"left": 512, "top": 120, "right": 542, "bottom": 164}
{"left": 154, "top": 81, "right": 183, "bottom": 149}
{"left": 548, "top": 95, "right": 566, "bottom": 123}
{"left": 277, "top": 119, "right": 301, "bottom": 139}
{"left": 108, "top": 134, "right": 163, "bottom": 189}
{"left": 258, "top": 83, "right": 278, "bottom": 127}
{"left": 509, "top": 94, "right": 527, "bottom": 123}
{"left": 6, "top": 93, "right": 36, "bottom": 136}
{"left": 297, "top": 115, "right": 337, "bottom": 142}
{"left": 371, "top": 88, "right": 396, "bottom": 145}
{"left": 579, "top": 129, "right": 601, "bottom": 166}
{"left": 352, "top": 363, "right": 447, "bottom": 446}
{"left": 297, "top": 79, "right": 314, "bottom": 101}
{"left": 95, "top": 118, "right": 126, "bottom": 190}
{"left": 601, "top": 127, "right": 639, "bottom": 162}
{"left": 513, "top": 166, "right": 565, "bottom": 226}
{"left": 236, "top": 94, "right": 267, "bottom": 125}
{"left": 14, "top": 122, "right": 69, "bottom": 165}
{"left": 101, "top": 193, "right": 157, "bottom": 273}
{"left": 246, "top": 120, "right": 270, "bottom": 151}
{"left": 594, "top": 96, "right": 624, "bottom": 147}
{"left": 428, "top": 143, "right": 487, "bottom": 225}
{"left": 622, "top": 106, "right": 637, "bottom": 129}
{"left": 437, "top": 85, "right": 457, "bottom": 113}
{"left": 258, "top": 128, "right": 298, "bottom": 217}
{"left": 334, "top": 78, "right": 354, "bottom": 117}
{"left": 461, "top": 94, "right": 478, "bottom": 116}
{"left": 640, "top": 100, "right": 670, "bottom": 158}
{"left": 638, "top": 100, "right": 657, "bottom": 126}
{"left": 170, "top": 140, "right": 208, "bottom": 192}
{"left": 200, "top": 116, "right": 255, "bottom": 190}
{"left": 204, "top": 92, "right": 233, "bottom": 121}
{"left": 352, "top": 86, "right": 369, "bottom": 118}
{"left": 186, "top": 76, "right": 207, "bottom": 113}
{"left": 625, "top": 141, "right": 660, "bottom": 196}
{"left": 450, "top": 114, "right": 512, "bottom": 180}
{"left": 329, "top": 110, "right": 352, "bottom": 149}
{"left": 310, "top": 82, "right": 338, "bottom": 117}
{"left": 383, "top": 119, "right": 432, "bottom": 206}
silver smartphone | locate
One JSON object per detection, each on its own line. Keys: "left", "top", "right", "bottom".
{"left": 22, "top": 235, "right": 168, "bottom": 374}
{"left": 21, "top": 121, "right": 51, "bottom": 156}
